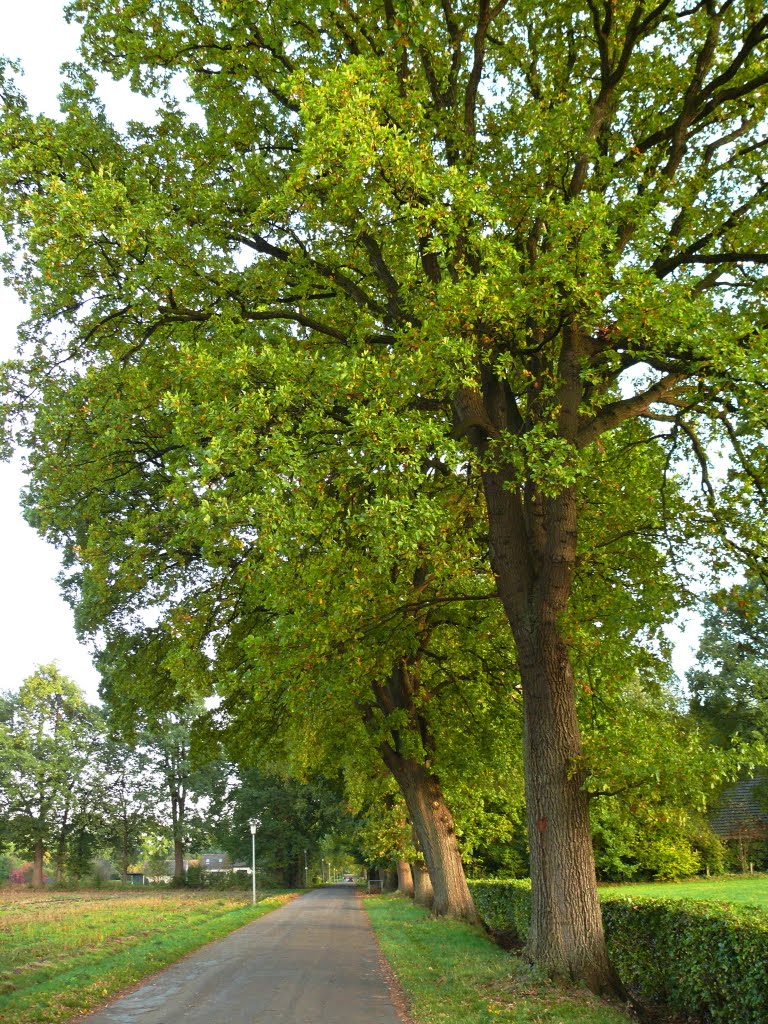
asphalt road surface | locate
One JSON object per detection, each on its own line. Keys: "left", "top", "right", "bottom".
{"left": 79, "top": 886, "right": 405, "bottom": 1024}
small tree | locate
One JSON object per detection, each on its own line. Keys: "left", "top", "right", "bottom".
{"left": 0, "top": 665, "right": 103, "bottom": 886}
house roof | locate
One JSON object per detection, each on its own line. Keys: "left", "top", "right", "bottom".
{"left": 202, "top": 853, "right": 231, "bottom": 865}
{"left": 710, "top": 777, "right": 768, "bottom": 839}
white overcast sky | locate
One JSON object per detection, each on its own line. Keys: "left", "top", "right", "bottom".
{"left": 0, "top": 2, "right": 702, "bottom": 704}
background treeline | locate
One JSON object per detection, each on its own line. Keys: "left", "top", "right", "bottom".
{"left": 0, "top": 664, "right": 360, "bottom": 888}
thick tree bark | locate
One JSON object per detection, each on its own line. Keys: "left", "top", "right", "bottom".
{"left": 411, "top": 860, "right": 434, "bottom": 907}
{"left": 518, "top": 633, "right": 611, "bottom": 987}
{"left": 382, "top": 747, "right": 478, "bottom": 923}
{"left": 32, "top": 837, "right": 45, "bottom": 887}
{"left": 396, "top": 858, "right": 414, "bottom": 897}
{"left": 453, "top": 334, "right": 623, "bottom": 993}
{"left": 120, "top": 817, "right": 131, "bottom": 882}
{"left": 55, "top": 834, "right": 66, "bottom": 882}
{"left": 481, "top": 466, "right": 617, "bottom": 992}
{"left": 367, "top": 659, "right": 477, "bottom": 922}
{"left": 55, "top": 805, "right": 70, "bottom": 882}
{"left": 173, "top": 837, "right": 185, "bottom": 882}
{"left": 381, "top": 867, "right": 398, "bottom": 892}
{"left": 170, "top": 783, "right": 186, "bottom": 882}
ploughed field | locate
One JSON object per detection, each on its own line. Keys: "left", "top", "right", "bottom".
{"left": 0, "top": 886, "right": 294, "bottom": 1024}
{"left": 601, "top": 873, "right": 768, "bottom": 909}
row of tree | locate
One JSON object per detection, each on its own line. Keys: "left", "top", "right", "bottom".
{"left": 2, "top": 0, "right": 768, "bottom": 994}
{"left": 5, "top": 579, "right": 764, "bottom": 892}
{"left": 0, "top": 664, "right": 398, "bottom": 889}
{"left": 0, "top": 664, "right": 428, "bottom": 889}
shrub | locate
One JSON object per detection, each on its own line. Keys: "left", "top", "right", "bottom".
{"left": 468, "top": 879, "right": 531, "bottom": 941}
{"left": 0, "top": 853, "right": 22, "bottom": 883}
{"left": 186, "top": 864, "right": 204, "bottom": 887}
{"left": 602, "top": 895, "right": 768, "bottom": 1023}
{"left": 202, "top": 869, "right": 252, "bottom": 890}
{"left": 468, "top": 880, "right": 768, "bottom": 1023}
{"left": 9, "top": 865, "right": 32, "bottom": 885}
{"left": 639, "top": 835, "right": 701, "bottom": 881}
{"left": 690, "top": 825, "right": 728, "bottom": 876}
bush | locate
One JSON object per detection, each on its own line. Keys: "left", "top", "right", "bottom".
{"left": 9, "top": 864, "right": 33, "bottom": 885}
{"left": 468, "top": 879, "right": 531, "bottom": 941}
{"left": 202, "top": 870, "right": 252, "bottom": 890}
{"left": 468, "top": 880, "right": 768, "bottom": 1023}
{"left": 602, "top": 895, "right": 768, "bottom": 1023}
{"left": 639, "top": 835, "right": 701, "bottom": 881}
{"left": 186, "top": 864, "right": 203, "bottom": 887}
{"left": 0, "top": 853, "right": 22, "bottom": 883}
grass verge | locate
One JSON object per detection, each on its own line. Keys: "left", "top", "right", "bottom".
{"left": 600, "top": 873, "right": 768, "bottom": 909}
{"left": 0, "top": 887, "right": 296, "bottom": 1024}
{"left": 363, "top": 894, "right": 632, "bottom": 1024}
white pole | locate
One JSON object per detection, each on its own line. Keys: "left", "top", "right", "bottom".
{"left": 249, "top": 819, "right": 258, "bottom": 905}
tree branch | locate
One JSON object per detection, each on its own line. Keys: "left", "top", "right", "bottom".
{"left": 578, "top": 373, "right": 688, "bottom": 446}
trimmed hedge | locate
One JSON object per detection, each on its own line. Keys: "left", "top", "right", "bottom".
{"left": 468, "top": 879, "right": 532, "bottom": 940}
{"left": 468, "top": 879, "right": 768, "bottom": 1023}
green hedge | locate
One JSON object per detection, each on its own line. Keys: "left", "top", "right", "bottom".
{"left": 468, "top": 880, "right": 768, "bottom": 1023}
{"left": 468, "top": 879, "right": 532, "bottom": 940}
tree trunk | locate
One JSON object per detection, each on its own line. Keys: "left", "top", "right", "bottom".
{"left": 482, "top": 464, "right": 618, "bottom": 993}
{"left": 173, "top": 837, "right": 185, "bottom": 882}
{"left": 518, "top": 637, "right": 612, "bottom": 988}
{"left": 121, "top": 829, "right": 130, "bottom": 883}
{"left": 381, "top": 867, "right": 397, "bottom": 892}
{"left": 170, "top": 786, "right": 186, "bottom": 883}
{"left": 55, "top": 806, "right": 70, "bottom": 882}
{"left": 55, "top": 835, "right": 66, "bottom": 882}
{"left": 368, "top": 659, "right": 477, "bottom": 922}
{"left": 32, "top": 837, "right": 45, "bottom": 887}
{"left": 396, "top": 858, "right": 414, "bottom": 897}
{"left": 382, "top": 748, "right": 477, "bottom": 922}
{"left": 411, "top": 860, "right": 433, "bottom": 907}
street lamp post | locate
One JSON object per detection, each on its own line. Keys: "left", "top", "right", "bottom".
{"left": 304, "top": 848, "right": 308, "bottom": 888}
{"left": 321, "top": 858, "right": 325, "bottom": 884}
{"left": 249, "top": 820, "right": 258, "bottom": 906}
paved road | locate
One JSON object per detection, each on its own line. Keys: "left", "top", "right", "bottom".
{"left": 80, "top": 886, "right": 404, "bottom": 1024}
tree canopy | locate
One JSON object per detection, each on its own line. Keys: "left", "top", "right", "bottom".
{"left": 0, "top": 665, "right": 103, "bottom": 885}
{"left": 689, "top": 578, "right": 768, "bottom": 744}
{"left": 2, "top": 0, "right": 768, "bottom": 989}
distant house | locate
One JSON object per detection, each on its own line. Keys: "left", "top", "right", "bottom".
{"left": 202, "top": 852, "right": 251, "bottom": 875}
{"left": 710, "top": 776, "right": 768, "bottom": 868}
{"left": 202, "top": 853, "right": 231, "bottom": 872}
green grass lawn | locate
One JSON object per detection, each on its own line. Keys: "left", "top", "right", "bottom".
{"left": 600, "top": 873, "right": 768, "bottom": 909}
{"left": 0, "top": 887, "right": 295, "bottom": 1024}
{"left": 364, "top": 894, "right": 631, "bottom": 1024}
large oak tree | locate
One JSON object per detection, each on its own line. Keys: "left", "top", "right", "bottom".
{"left": 2, "top": 0, "right": 768, "bottom": 990}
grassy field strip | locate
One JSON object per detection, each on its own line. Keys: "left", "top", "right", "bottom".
{"left": 0, "top": 889, "right": 296, "bottom": 1024}
{"left": 0, "top": 892, "right": 177, "bottom": 907}
{"left": 0, "top": 888, "right": 254, "bottom": 907}
{"left": 599, "top": 874, "right": 768, "bottom": 908}
{"left": 364, "top": 895, "right": 631, "bottom": 1024}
